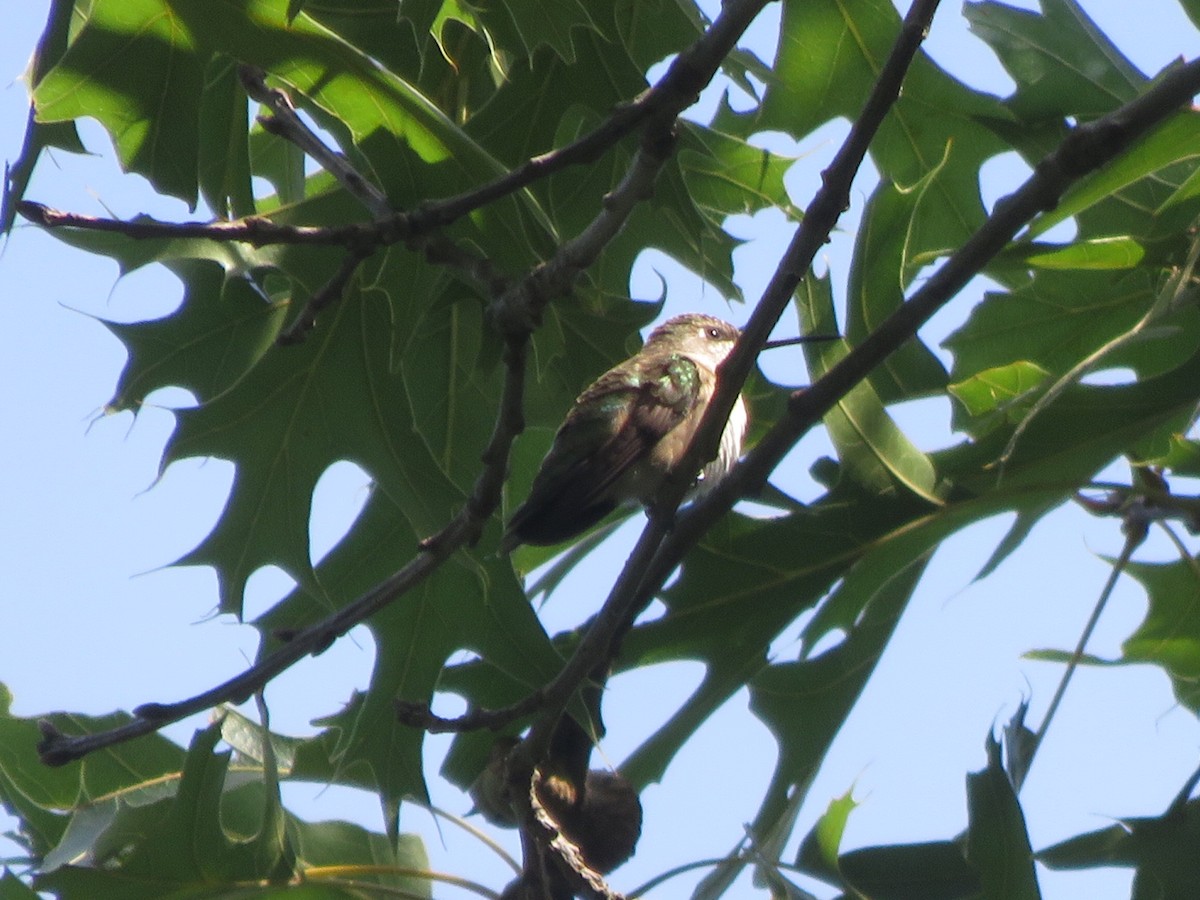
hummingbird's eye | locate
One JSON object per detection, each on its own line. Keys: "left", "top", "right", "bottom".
{"left": 707, "top": 327, "right": 720, "bottom": 339}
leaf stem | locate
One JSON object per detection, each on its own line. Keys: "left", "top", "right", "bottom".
{"left": 1026, "top": 504, "right": 1149, "bottom": 780}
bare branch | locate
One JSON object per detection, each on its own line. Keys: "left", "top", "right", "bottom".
{"left": 16, "top": 200, "right": 390, "bottom": 247}
{"left": 277, "top": 246, "right": 373, "bottom": 345}
{"left": 1024, "top": 513, "right": 1147, "bottom": 781}
{"left": 239, "top": 65, "right": 393, "bottom": 220}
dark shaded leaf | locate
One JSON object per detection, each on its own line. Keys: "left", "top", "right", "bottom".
{"left": 965, "top": 734, "right": 1040, "bottom": 900}
{"left": 1039, "top": 797, "right": 1200, "bottom": 900}
{"left": 966, "top": 0, "right": 1144, "bottom": 121}
{"left": 838, "top": 841, "right": 981, "bottom": 900}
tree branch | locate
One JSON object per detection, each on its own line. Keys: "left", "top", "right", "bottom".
{"left": 239, "top": 65, "right": 393, "bottom": 221}
{"left": 16, "top": 200, "right": 386, "bottom": 246}
{"left": 276, "top": 245, "right": 374, "bottom": 345}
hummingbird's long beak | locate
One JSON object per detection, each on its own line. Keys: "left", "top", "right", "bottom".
{"left": 761, "top": 333, "right": 840, "bottom": 350}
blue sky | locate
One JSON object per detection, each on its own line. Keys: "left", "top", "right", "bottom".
{"left": 3, "top": 2, "right": 1200, "bottom": 897}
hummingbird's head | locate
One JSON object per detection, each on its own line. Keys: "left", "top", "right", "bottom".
{"left": 644, "top": 313, "right": 740, "bottom": 370}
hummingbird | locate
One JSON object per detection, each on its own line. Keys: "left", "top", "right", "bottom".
{"left": 500, "top": 313, "right": 755, "bottom": 552}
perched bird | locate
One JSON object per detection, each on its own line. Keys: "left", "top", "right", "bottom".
{"left": 500, "top": 313, "right": 748, "bottom": 552}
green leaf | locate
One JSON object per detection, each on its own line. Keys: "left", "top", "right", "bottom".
{"left": 35, "top": 0, "right": 212, "bottom": 206}
{"left": 948, "top": 361, "right": 1051, "bottom": 433}
{"left": 747, "top": 556, "right": 927, "bottom": 837}
{"left": 1111, "top": 558, "right": 1200, "bottom": 711}
{"left": 105, "top": 262, "right": 287, "bottom": 413}
{"left": 838, "top": 842, "right": 982, "bottom": 899}
{"left": 0, "top": 872, "right": 41, "bottom": 900}
{"left": 735, "top": 0, "right": 1010, "bottom": 262}
{"left": 248, "top": 121, "right": 307, "bottom": 206}
{"left": 795, "top": 789, "right": 857, "bottom": 882}
{"left": 1146, "top": 435, "right": 1200, "bottom": 476}
{"left": 1037, "top": 819, "right": 1136, "bottom": 870}
{"left": 113, "top": 723, "right": 286, "bottom": 883}
{"left": 472, "top": 0, "right": 599, "bottom": 64}
{"left": 678, "top": 127, "right": 800, "bottom": 222}
{"left": 218, "top": 708, "right": 303, "bottom": 774}
{"left": 290, "top": 817, "right": 431, "bottom": 898}
{"left": 965, "top": 734, "right": 1040, "bottom": 900}
{"left": 197, "top": 55, "right": 255, "bottom": 219}
{"left": 1039, "top": 797, "right": 1200, "bottom": 900}
{"left": 796, "top": 272, "right": 943, "bottom": 504}
{"left": 944, "top": 269, "right": 1200, "bottom": 387}
{"left": 0, "top": 685, "right": 187, "bottom": 861}
{"left": 35, "top": 723, "right": 292, "bottom": 897}
{"left": 842, "top": 176, "right": 951, "bottom": 404}
{"left": 1024, "top": 236, "right": 1146, "bottom": 270}
{"left": 966, "top": 0, "right": 1145, "bottom": 121}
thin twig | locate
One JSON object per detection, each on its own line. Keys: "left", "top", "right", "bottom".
{"left": 277, "top": 245, "right": 374, "bottom": 345}
{"left": 1024, "top": 509, "right": 1148, "bottom": 779}
{"left": 240, "top": 65, "right": 393, "bottom": 220}
{"left": 490, "top": 127, "right": 678, "bottom": 335}
{"left": 16, "top": 200, "right": 389, "bottom": 247}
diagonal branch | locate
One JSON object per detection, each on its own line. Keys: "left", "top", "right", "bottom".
{"left": 240, "top": 65, "right": 392, "bottom": 220}
{"left": 15, "top": 201, "right": 387, "bottom": 246}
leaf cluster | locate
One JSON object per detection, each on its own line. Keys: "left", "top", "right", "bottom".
{"left": 7, "top": 0, "right": 1200, "bottom": 897}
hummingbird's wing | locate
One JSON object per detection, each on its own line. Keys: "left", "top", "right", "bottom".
{"left": 503, "top": 354, "right": 703, "bottom": 548}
